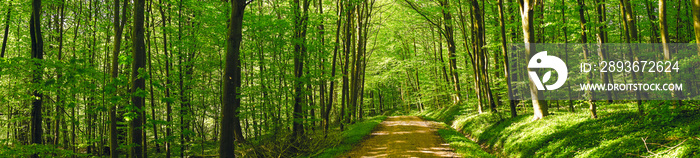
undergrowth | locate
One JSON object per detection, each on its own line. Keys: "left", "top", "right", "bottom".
{"left": 436, "top": 124, "right": 495, "bottom": 158}
{"left": 420, "top": 100, "right": 700, "bottom": 158}
{"left": 303, "top": 115, "right": 386, "bottom": 158}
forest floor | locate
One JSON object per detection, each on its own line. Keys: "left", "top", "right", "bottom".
{"left": 340, "top": 116, "right": 462, "bottom": 157}
{"left": 416, "top": 101, "right": 700, "bottom": 157}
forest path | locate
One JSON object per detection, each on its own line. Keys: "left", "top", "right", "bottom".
{"left": 341, "top": 116, "right": 461, "bottom": 158}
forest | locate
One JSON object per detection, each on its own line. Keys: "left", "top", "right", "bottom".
{"left": 0, "top": 0, "right": 699, "bottom": 157}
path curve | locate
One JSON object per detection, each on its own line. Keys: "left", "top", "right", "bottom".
{"left": 342, "top": 116, "right": 461, "bottom": 157}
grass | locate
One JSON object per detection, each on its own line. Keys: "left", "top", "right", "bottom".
{"left": 308, "top": 115, "right": 387, "bottom": 158}
{"left": 415, "top": 104, "right": 462, "bottom": 123}
{"left": 415, "top": 104, "right": 497, "bottom": 157}
{"left": 420, "top": 101, "right": 700, "bottom": 158}
{"left": 436, "top": 125, "right": 495, "bottom": 158}
{"left": 412, "top": 105, "right": 496, "bottom": 157}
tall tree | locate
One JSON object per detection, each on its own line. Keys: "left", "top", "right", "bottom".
{"left": 0, "top": 0, "right": 10, "bottom": 58}
{"left": 657, "top": 0, "right": 682, "bottom": 106}
{"left": 29, "top": 0, "right": 44, "bottom": 157}
{"left": 351, "top": 0, "right": 373, "bottom": 122}
{"left": 597, "top": 0, "right": 612, "bottom": 103}
{"left": 577, "top": 0, "right": 597, "bottom": 118}
{"left": 317, "top": 0, "right": 326, "bottom": 135}
{"left": 129, "top": 0, "right": 147, "bottom": 156}
{"left": 220, "top": 0, "right": 248, "bottom": 157}
{"left": 441, "top": 0, "right": 462, "bottom": 103}
{"left": 520, "top": 0, "right": 548, "bottom": 120}
{"left": 157, "top": 0, "right": 173, "bottom": 156}
{"left": 325, "top": 0, "right": 342, "bottom": 136}
{"left": 109, "top": 0, "right": 129, "bottom": 157}
{"left": 660, "top": 0, "right": 670, "bottom": 60}
{"left": 292, "top": 0, "right": 309, "bottom": 143}
{"left": 620, "top": 0, "right": 643, "bottom": 114}
{"left": 471, "top": 0, "right": 496, "bottom": 113}
{"left": 145, "top": 0, "right": 160, "bottom": 153}
{"left": 498, "top": 0, "right": 517, "bottom": 117}
{"left": 176, "top": 0, "right": 192, "bottom": 156}
{"left": 340, "top": 0, "right": 354, "bottom": 130}
{"left": 621, "top": 0, "right": 638, "bottom": 41}
{"left": 53, "top": 0, "right": 66, "bottom": 147}
{"left": 562, "top": 0, "right": 575, "bottom": 112}
{"left": 454, "top": 0, "right": 481, "bottom": 111}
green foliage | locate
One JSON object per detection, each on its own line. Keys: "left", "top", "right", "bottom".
{"left": 644, "top": 101, "right": 677, "bottom": 126}
{"left": 413, "top": 104, "right": 461, "bottom": 123}
{"left": 0, "top": 144, "right": 85, "bottom": 157}
{"left": 0, "top": 0, "right": 699, "bottom": 156}
{"left": 118, "top": 54, "right": 132, "bottom": 66}
{"left": 438, "top": 102, "right": 700, "bottom": 158}
{"left": 161, "top": 97, "right": 176, "bottom": 104}
{"left": 311, "top": 116, "right": 386, "bottom": 158}
{"left": 134, "top": 88, "right": 148, "bottom": 98}
{"left": 137, "top": 67, "right": 149, "bottom": 80}
{"left": 437, "top": 128, "right": 494, "bottom": 158}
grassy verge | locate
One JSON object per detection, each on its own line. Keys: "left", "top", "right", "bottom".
{"left": 421, "top": 101, "right": 700, "bottom": 157}
{"left": 415, "top": 104, "right": 462, "bottom": 123}
{"left": 436, "top": 125, "right": 495, "bottom": 158}
{"left": 308, "top": 116, "right": 387, "bottom": 158}
{"left": 416, "top": 104, "right": 495, "bottom": 157}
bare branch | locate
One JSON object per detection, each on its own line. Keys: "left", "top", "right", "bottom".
{"left": 640, "top": 137, "right": 687, "bottom": 158}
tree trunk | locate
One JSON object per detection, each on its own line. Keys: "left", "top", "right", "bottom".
{"left": 472, "top": 0, "right": 496, "bottom": 113}
{"left": 622, "top": 0, "right": 638, "bottom": 41}
{"left": 325, "top": 0, "right": 342, "bottom": 136}
{"left": 0, "top": 0, "right": 10, "bottom": 59}
{"left": 29, "top": 0, "right": 44, "bottom": 157}
{"left": 660, "top": 0, "right": 670, "bottom": 59}
{"left": 157, "top": 1, "right": 173, "bottom": 157}
{"left": 455, "top": 0, "right": 481, "bottom": 111}
{"left": 620, "top": 0, "right": 644, "bottom": 115}
{"left": 54, "top": 0, "right": 66, "bottom": 147}
{"left": 520, "top": 0, "right": 548, "bottom": 120}
{"left": 560, "top": 0, "right": 574, "bottom": 112}
{"left": 498, "top": 0, "right": 517, "bottom": 117}
{"left": 442, "top": 0, "right": 461, "bottom": 103}
{"left": 694, "top": 0, "right": 700, "bottom": 55}
{"left": 340, "top": 1, "right": 354, "bottom": 131}
{"left": 642, "top": 0, "right": 660, "bottom": 45}
{"left": 129, "top": 0, "right": 146, "bottom": 156}
{"left": 658, "top": 0, "right": 682, "bottom": 106}
{"left": 350, "top": 2, "right": 361, "bottom": 124}
{"left": 317, "top": 0, "right": 326, "bottom": 135}
{"left": 577, "top": 0, "right": 597, "bottom": 118}
{"left": 109, "top": 0, "right": 128, "bottom": 157}
{"left": 177, "top": 1, "right": 191, "bottom": 156}
{"left": 596, "top": 0, "right": 612, "bottom": 103}
{"left": 145, "top": 0, "right": 160, "bottom": 153}
{"left": 220, "top": 0, "right": 247, "bottom": 157}
{"left": 292, "top": 0, "right": 309, "bottom": 144}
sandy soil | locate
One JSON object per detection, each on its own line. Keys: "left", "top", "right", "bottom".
{"left": 341, "top": 116, "right": 461, "bottom": 158}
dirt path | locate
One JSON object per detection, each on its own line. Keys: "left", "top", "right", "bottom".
{"left": 341, "top": 116, "right": 461, "bottom": 158}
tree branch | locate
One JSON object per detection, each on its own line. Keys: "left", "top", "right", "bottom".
{"left": 641, "top": 137, "right": 687, "bottom": 158}
{"left": 401, "top": 0, "right": 446, "bottom": 37}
